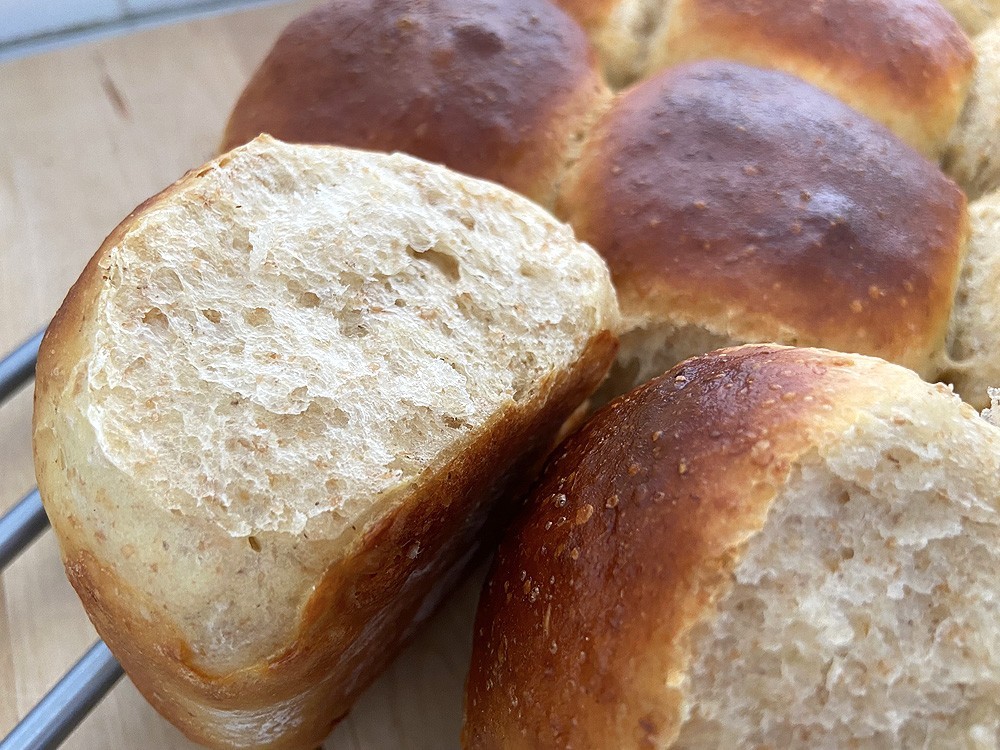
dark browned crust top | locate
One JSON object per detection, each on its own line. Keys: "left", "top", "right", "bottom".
{"left": 222, "top": 0, "right": 607, "bottom": 204}
{"left": 671, "top": 0, "right": 974, "bottom": 117}
{"left": 463, "top": 345, "right": 884, "bottom": 749}
{"left": 557, "top": 61, "right": 968, "bottom": 372}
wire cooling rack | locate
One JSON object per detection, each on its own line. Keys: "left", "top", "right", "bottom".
{"left": 0, "top": 330, "right": 124, "bottom": 750}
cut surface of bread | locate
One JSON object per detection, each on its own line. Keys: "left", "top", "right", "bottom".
{"left": 464, "top": 345, "right": 1000, "bottom": 748}
{"left": 33, "top": 136, "right": 619, "bottom": 749}
{"left": 944, "top": 20, "right": 1000, "bottom": 200}
{"left": 558, "top": 61, "right": 968, "bottom": 397}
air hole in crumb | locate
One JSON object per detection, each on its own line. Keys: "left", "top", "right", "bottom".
{"left": 442, "top": 414, "right": 467, "bottom": 429}
{"left": 298, "top": 292, "right": 321, "bottom": 308}
{"left": 201, "top": 309, "right": 222, "bottom": 324}
{"left": 512, "top": 380, "right": 530, "bottom": 402}
{"left": 247, "top": 536, "right": 261, "bottom": 552}
{"left": 407, "top": 245, "right": 460, "bottom": 281}
{"left": 519, "top": 262, "right": 541, "bottom": 278}
{"left": 459, "top": 215, "right": 476, "bottom": 230}
{"left": 244, "top": 307, "right": 272, "bottom": 327}
{"left": 338, "top": 308, "right": 368, "bottom": 338}
{"left": 840, "top": 547, "right": 855, "bottom": 560}
{"left": 330, "top": 408, "right": 350, "bottom": 428}
{"left": 387, "top": 455, "right": 418, "bottom": 475}
{"left": 394, "top": 299, "right": 406, "bottom": 307}
{"left": 142, "top": 308, "right": 169, "bottom": 330}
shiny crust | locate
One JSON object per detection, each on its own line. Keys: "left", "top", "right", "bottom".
{"left": 221, "top": 0, "right": 609, "bottom": 207}
{"left": 557, "top": 61, "right": 968, "bottom": 377}
{"left": 33, "top": 158, "right": 619, "bottom": 749}
{"left": 463, "top": 345, "right": 906, "bottom": 749}
{"left": 648, "top": 0, "right": 975, "bottom": 154}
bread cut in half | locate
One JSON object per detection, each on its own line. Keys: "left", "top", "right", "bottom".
{"left": 464, "top": 345, "right": 1000, "bottom": 748}
{"left": 32, "top": 136, "right": 619, "bottom": 749}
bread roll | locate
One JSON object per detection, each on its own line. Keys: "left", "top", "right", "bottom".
{"left": 32, "top": 137, "right": 619, "bottom": 749}
{"left": 221, "top": 0, "right": 609, "bottom": 208}
{"left": 464, "top": 345, "right": 1000, "bottom": 748}
{"left": 939, "top": 0, "right": 1000, "bottom": 34}
{"left": 944, "top": 20, "right": 1000, "bottom": 199}
{"left": 549, "top": 0, "right": 664, "bottom": 87}
{"left": 941, "top": 190, "right": 1000, "bottom": 410}
{"left": 643, "top": 0, "right": 974, "bottom": 156}
{"left": 557, "top": 61, "right": 968, "bottom": 402}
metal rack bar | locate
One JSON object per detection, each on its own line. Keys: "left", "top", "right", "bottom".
{"left": 0, "top": 641, "right": 124, "bottom": 750}
{"left": 0, "top": 330, "right": 44, "bottom": 403}
{"left": 0, "top": 489, "right": 48, "bottom": 569}
{"left": 1, "top": 329, "right": 123, "bottom": 748}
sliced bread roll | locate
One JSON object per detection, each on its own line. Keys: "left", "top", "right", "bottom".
{"left": 465, "top": 345, "right": 1000, "bottom": 748}
{"left": 32, "top": 136, "right": 619, "bottom": 749}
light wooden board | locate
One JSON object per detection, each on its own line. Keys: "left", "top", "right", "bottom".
{"left": 0, "top": 4, "right": 480, "bottom": 747}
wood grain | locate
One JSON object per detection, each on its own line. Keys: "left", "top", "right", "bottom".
{"left": 0, "top": 4, "right": 478, "bottom": 747}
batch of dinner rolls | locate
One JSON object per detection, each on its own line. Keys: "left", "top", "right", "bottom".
{"left": 31, "top": 0, "right": 1000, "bottom": 747}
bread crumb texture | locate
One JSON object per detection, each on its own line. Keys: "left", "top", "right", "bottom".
{"left": 677, "top": 365, "right": 1000, "bottom": 746}
{"left": 40, "top": 136, "right": 617, "bottom": 673}
{"left": 88, "top": 138, "right": 612, "bottom": 538}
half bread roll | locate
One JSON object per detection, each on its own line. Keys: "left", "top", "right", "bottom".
{"left": 465, "top": 345, "right": 1000, "bottom": 748}
{"left": 33, "top": 136, "right": 619, "bottom": 749}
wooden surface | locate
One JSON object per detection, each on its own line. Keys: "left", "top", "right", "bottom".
{"left": 0, "top": 4, "right": 480, "bottom": 747}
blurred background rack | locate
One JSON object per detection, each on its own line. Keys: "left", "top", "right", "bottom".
{"left": 0, "top": 2, "right": 477, "bottom": 746}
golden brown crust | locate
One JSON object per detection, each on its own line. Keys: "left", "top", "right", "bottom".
{"left": 650, "top": 0, "right": 975, "bottom": 154}
{"left": 221, "top": 0, "right": 609, "bottom": 207}
{"left": 462, "top": 345, "right": 895, "bottom": 749}
{"left": 557, "top": 61, "right": 968, "bottom": 377}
